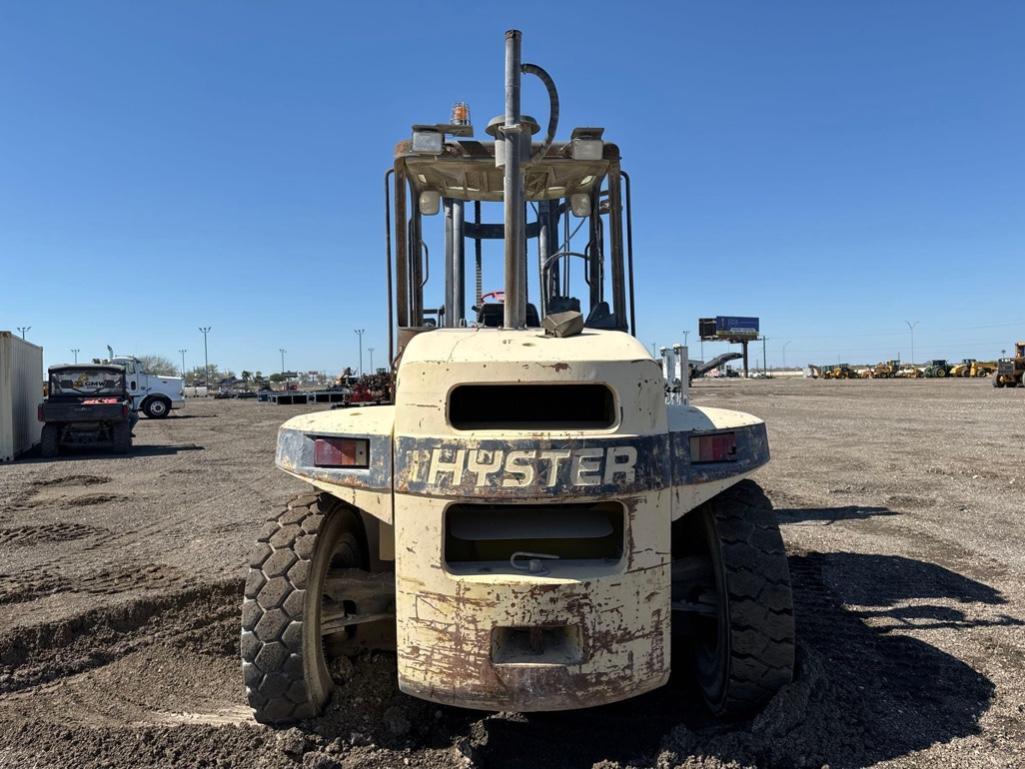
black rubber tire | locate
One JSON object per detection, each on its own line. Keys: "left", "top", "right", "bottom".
{"left": 143, "top": 397, "right": 171, "bottom": 419}
{"left": 691, "top": 480, "right": 796, "bottom": 716}
{"left": 112, "top": 422, "right": 132, "bottom": 454}
{"left": 40, "top": 424, "right": 59, "bottom": 458}
{"left": 241, "top": 493, "right": 366, "bottom": 724}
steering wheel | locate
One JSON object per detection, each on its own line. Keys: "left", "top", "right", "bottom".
{"left": 480, "top": 290, "right": 505, "bottom": 303}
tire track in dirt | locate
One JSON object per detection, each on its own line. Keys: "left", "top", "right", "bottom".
{"left": 0, "top": 579, "right": 241, "bottom": 694}
{"left": 0, "top": 563, "right": 194, "bottom": 608}
{"left": 0, "top": 523, "right": 106, "bottom": 547}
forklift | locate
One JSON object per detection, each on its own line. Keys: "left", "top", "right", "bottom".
{"left": 241, "top": 31, "right": 794, "bottom": 723}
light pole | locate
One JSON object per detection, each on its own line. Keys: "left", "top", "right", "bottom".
{"left": 279, "top": 348, "right": 287, "bottom": 375}
{"left": 782, "top": 341, "right": 791, "bottom": 369}
{"left": 71, "top": 348, "right": 80, "bottom": 363}
{"left": 198, "top": 326, "right": 211, "bottom": 388}
{"left": 179, "top": 348, "right": 187, "bottom": 378}
{"left": 905, "top": 320, "right": 919, "bottom": 366}
{"left": 700, "top": 337, "right": 704, "bottom": 363}
{"left": 650, "top": 342, "right": 657, "bottom": 357}
{"left": 682, "top": 330, "right": 690, "bottom": 347}
{"left": 368, "top": 347, "right": 375, "bottom": 374}
{"left": 354, "top": 329, "right": 366, "bottom": 376}
{"left": 17, "top": 326, "right": 30, "bottom": 340}
{"left": 762, "top": 336, "right": 768, "bottom": 376}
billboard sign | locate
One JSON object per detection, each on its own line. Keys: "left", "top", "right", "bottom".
{"left": 699, "top": 316, "right": 760, "bottom": 341}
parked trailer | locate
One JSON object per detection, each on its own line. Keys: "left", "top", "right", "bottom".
{"left": 0, "top": 331, "right": 43, "bottom": 462}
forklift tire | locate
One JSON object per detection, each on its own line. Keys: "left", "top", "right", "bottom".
{"left": 691, "top": 480, "right": 795, "bottom": 717}
{"left": 113, "top": 423, "right": 132, "bottom": 454}
{"left": 143, "top": 397, "right": 171, "bottom": 419}
{"left": 40, "top": 425, "right": 59, "bottom": 458}
{"left": 241, "top": 493, "right": 367, "bottom": 724}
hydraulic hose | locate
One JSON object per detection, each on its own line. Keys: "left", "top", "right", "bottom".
{"left": 521, "top": 62, "right": 559, "bottom": 162}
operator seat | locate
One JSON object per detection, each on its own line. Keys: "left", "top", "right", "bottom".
{"left": 547, "top": 295, "right": 581, "bottom": 314}
{"left": 584, "top": 301, "right": 619, "bottom": 329}
{"left": 476, "top": 302, "right": 541, "bottom": 328}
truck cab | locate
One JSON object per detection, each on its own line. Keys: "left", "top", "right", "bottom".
{"left": 111, "top": 356, "right": 185, "bottom": 418}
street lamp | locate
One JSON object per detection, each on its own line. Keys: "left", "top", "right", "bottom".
{"left": 179, "top": 349, "right": 187, "bottom": 378}
{"left": 198, "top": 326, "right": 212, "bottom": 389}
{"left": 279, "top": 348, "right": 287, "bottom": 375}
{"left": 354, "top": 329, "right": 366, "bottom": 377}
{"left": 71, "top": 348, "right": 80, "bottom": 363}
{"left": 682, "top": 330, "right": 690, "bottom": 347}
{"left": 17, "top": 326, "right": 30, "bottom": 340}
{"left": 905, "top": 321, "right": 919, "bottom": 366}
{"left": 368, "top": 347, "right": 375, "bottom": 374}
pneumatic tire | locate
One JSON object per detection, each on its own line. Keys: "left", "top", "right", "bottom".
{"left": 241, "top": 493, "right": 367, "bottom": 724}
{"left": 691, "top": 480, "right": 795, "bottom": 716}
{"left": 143, "top": 397, "right": 171, "bottom": 418}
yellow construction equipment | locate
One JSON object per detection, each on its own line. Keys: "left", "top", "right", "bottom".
{"left": 867, "top": 360, "right": 900, "bottom": 379}
{"left": 993, "top": 342, "right": 1025, "bottom": 388}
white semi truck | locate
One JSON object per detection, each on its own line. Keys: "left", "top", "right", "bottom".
{"left": 109, "top": 356, "right": 185, "bottom": 418}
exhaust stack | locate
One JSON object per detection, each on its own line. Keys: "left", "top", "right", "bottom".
{"left": 502, "top": 29, "right": 526, "bottom": 329}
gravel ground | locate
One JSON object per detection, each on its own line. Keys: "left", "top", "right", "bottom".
{"left": 0, "top": 379, "right": 1022, "bottom": 769}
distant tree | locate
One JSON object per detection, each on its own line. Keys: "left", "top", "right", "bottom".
{"left": 137, "top": 354, "right": 177, "bottom": 376}
{"left": 186, "top": 363, "right": 229, "bottom": 385}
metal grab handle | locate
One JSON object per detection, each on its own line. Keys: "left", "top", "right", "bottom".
{"left": 510, "top": 551, "right": 560, "bottom": 575}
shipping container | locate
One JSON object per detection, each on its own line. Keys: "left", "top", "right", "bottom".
{"left": 0, "top": 331, "right": 44, "bottom": 462}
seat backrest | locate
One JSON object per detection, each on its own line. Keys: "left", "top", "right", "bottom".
{"left": 547, "top": 296, "right": 581, "bottom": 314}
{"left": 584, "top": 301, "right": 618, "bottom": 329}
{"left": 476, "top": 302, "right": 542, "bottom": 328}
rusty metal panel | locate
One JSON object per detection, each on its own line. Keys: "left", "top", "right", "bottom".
{"left": 393, "top": 490, "right": 671, "bottom": 711}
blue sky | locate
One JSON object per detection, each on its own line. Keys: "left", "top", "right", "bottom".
{"left": 2, "top": 1, "right": 1022, "bottom": 373}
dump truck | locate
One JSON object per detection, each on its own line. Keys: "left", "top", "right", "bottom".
{"left": 241, "top": 31, "right": 794, "bottom": 724}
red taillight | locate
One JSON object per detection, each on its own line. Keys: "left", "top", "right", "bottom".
{"left": 314, "top": 437, "right": 369, "bottom": 468}
{"left": 691, "top": 432, "right": 737, "bottom": 463}
{"left": 37, "top": 404, "right": 44, "bottom": 422}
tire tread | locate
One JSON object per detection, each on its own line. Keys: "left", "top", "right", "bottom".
{"left": 707, "top": 480, "right": 796, "bottom": 716}
{"left": 241, "top": 493, "right": 326, "bottom": 724}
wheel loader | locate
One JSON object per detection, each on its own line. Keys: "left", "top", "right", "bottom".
{"left": 949, "top": 359, "right": 975, "bottom": 377}
{"left": 241, "top": 31, "right": 795, "bottom": 724}
{"left": 867, "top": 360, "right": 900, "bottom": 379}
